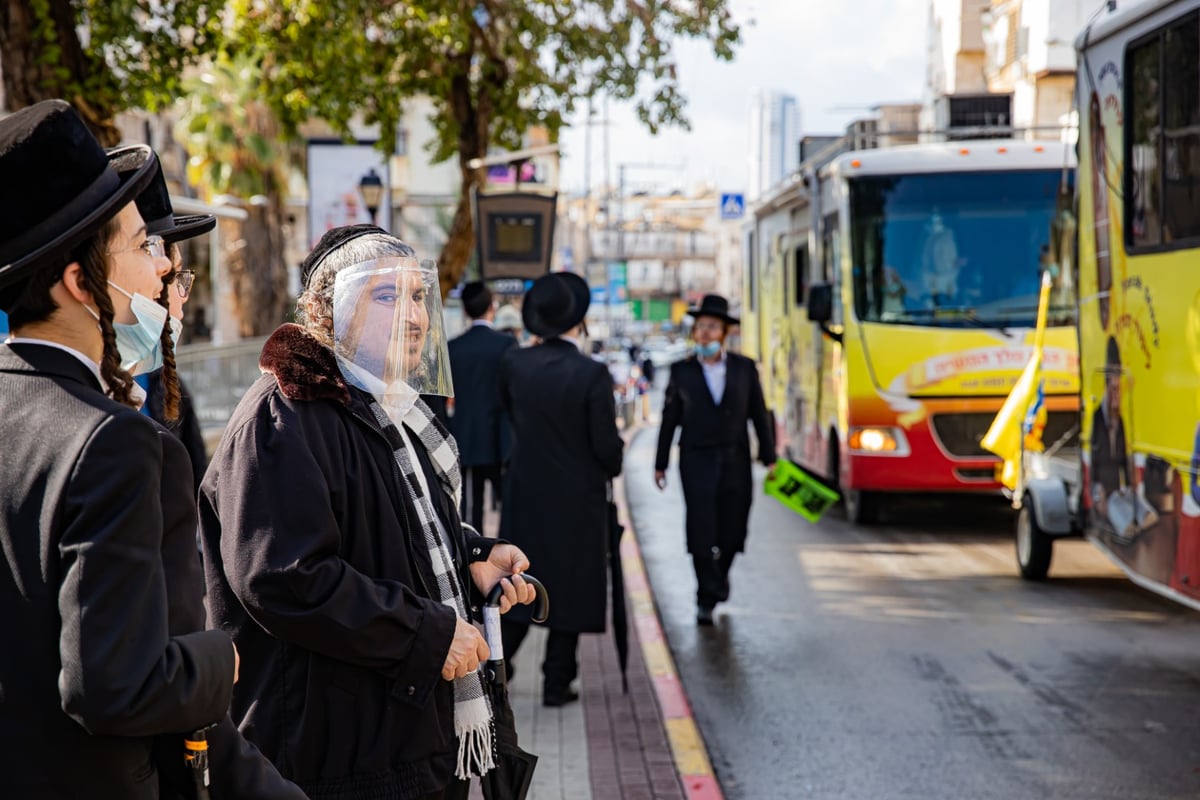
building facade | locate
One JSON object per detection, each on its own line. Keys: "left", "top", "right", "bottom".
{"left": 748, "top": 89, "right": 802, "bottom": 201}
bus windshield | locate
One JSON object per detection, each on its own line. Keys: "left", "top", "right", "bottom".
{"left": 849, "top": 169, "right": 1076, "bottom": 328}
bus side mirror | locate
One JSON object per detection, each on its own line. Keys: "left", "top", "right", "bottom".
{"left": 807, "top": 283, "right": 833, "bottom": 323}
{"left": 806, "top": 282, "right": 843, "bottom": 343}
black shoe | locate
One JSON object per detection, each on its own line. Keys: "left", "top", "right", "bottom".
{"left": 717, "top": 577, "right": 731, "bottom": 603}
{"left": 542, "top": 687, "right": 580, "bottom": 707}
{"left": 697, "top": 605, "right": 715, "bottom": 626}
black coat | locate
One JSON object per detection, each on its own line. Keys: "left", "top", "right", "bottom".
{"left": 146, "top": 370, "right": 209, "bottom": 493}
{"left": 152, "top": 427, "right": 307, "bottom": 800}
{"left": 498, "top": 338, "right": 624, "bottom": 632}
{"left": 0, "top": 343, "right": 235, "bottom": 800}
{"left": 655, "top": 353, "right": 775, "bottom": 555}
{"left": 448, "top": 323, "right": 517, "bottom": 467}
{"left": 199, "top": 325, "right": 502, "bottom": 799}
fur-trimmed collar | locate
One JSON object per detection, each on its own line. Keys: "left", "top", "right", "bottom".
{"left": 259, "top": 323, "right": 352, "bottom": 406}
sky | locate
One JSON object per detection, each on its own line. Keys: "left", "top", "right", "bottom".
{"left": 557, "top": 0, "right": 930, "bottom": 197}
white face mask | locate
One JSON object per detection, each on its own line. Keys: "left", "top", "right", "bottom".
{"left": 108, "top": 281, "right": 168, "bottom": 373}
{"left": 168, "top": 315, "right": 184, "bottom": 348}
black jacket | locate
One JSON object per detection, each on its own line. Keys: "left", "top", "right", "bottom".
{"left": 448, "top": 323, "right": 517, "bottom": 467}
{"left": 146, "top": 370, "right": 209, "bottom": 492}
{"left": 655, "top": 353, "right": 775, "bottom": 555}
{"left": 152, "top": 426, "right": 308, "bottom": 800}
{"left": 498, "top": 338, "right": 624, "bottom": 632}
{"left": 0, "top": 343, "right": 235, "bottom": 800}
{"left": 199, "top": 325, "right": 501, "bottom": 799}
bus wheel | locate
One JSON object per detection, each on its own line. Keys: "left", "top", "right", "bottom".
{"left": 1016, "top": 502, "right": 1053, "bottom": 580}
{"left": 844, "top": 490, "right": 880, "bottom": 525}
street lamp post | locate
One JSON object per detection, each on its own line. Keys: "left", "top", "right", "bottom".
{"left": 358, "top": 168, "right": 384, "bottom": 226}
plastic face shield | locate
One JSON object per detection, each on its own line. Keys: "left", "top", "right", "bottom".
{"left": 332, "top": 257, "right": 454, "bottom": 399}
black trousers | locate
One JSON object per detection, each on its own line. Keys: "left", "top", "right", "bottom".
{"left": 500, "top": 620, "right": 580, "bottom": 693}
{"left": 460, "top": 463, "right": 502, "bottom": 533}
{"left": 693, "top": 550, "right": 737, "bottom": 610}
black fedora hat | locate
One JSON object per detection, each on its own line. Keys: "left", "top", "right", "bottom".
{"left": 522, "top": 271, "right": 590, "bottom": 339}
{"left": 0, "top": 100, "right": 157, "bottom": 289}
{"left": 109, "top": 146, "right": 216, "bottom": 245}
{"left": 686, "top": 293, "right": 739, "bottom": 326}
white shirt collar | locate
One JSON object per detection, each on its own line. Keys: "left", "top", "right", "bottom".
{"left": 336, "top": 357, "right": 420, "bottom": 421}
{"left": 471, "top": 319, "right": 494, "bottom": 329}
{"left": 6, "top": 336, "right": 104, "bottom": 385}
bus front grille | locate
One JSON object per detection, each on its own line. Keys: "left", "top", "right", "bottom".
{"left": 930, "top": 410, "right": 1079, "bottom": 458}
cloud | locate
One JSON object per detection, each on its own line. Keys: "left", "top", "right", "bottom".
{"left": 560, "top": 0, "right": 929, "bottom": 193}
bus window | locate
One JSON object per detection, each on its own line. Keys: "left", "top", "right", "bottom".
{"left": 821, "top": 214, "right": 838, "bottom": 283}
{"left": 848, "top": 169, "right": 1075, "bottom": 328}
{"left": 1126, "top": 12, "right": 1200, "bottom": 248}
{"left": 794, "top": 246, "right": 808, "bottom": 307}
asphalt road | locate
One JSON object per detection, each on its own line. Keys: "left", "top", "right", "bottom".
{"left": 625, "top": 427, "right": 1200, "bottom": 800}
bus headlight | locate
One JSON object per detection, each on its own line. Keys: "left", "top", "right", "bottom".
{"left": 849, "top": 426, "right": 910, "bottom": 456}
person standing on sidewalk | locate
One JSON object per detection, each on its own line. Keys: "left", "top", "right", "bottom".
{"left": 498, "top": 272, "right": 624, "bottom": 707}
{"left": 448, "top": 281, "right": 517, "bottom": 532}
{"left": 0, "top": 100, "right": 237, "bottom": 798}
{"left": 199, "top": 225, "right": 535, "bottom": 800}
{"left": 654, "top": 294, "right": 775, "bottom": 626}
{"left": 109, "top": 148, "right": 307, "bottom": 799}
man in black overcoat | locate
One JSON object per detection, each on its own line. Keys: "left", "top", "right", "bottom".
{"left": 0, "top": 101, "right": 236, "bottom": 799}
{"left": 654, "top": 294, "right": 775, "bottom": 625}
{"left": 498, "top": 272, "right": 624, "bottom": 706}
{"left": 448, "top": 281, "right": 517, "bottom": 531}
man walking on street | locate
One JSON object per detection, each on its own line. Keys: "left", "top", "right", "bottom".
{"left": 654, "top": 294, "right": 775, "bottom": 626}
{"left": 499, "top": 272, "right": 624, "bottom": 706}
{"left": 449, "top": 281, "right": 517, "bottom": 532}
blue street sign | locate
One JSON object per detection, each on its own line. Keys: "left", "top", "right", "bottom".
{"left": 719, "top": 193, "right": 745, "bottom": 220}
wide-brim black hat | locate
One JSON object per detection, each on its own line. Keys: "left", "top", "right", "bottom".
{"left": 108, "top": 145, "right": 217, "bottom": 245}
{"left": 0, "top": 100, "right": 157, "bottom": 289}
{"left": 686, "top": 293, "right": 739, "bottom": 325}
{"left": 522, "top": 271, "right": 590, "bottom": 339}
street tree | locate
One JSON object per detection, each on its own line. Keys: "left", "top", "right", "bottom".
{"left": 175, "top": 53, "right": 294, "bottom": 336}
{"left": 0, "top": 0, "right": 220, "bottom": 144}
{"left": 230, "top": 0, "right": 741, "bottom": 296}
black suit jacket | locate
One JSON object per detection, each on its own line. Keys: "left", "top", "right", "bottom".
{"left": 448, "top": 323, "right": 517, "bottom": 466}
{"left": 654, "top": 353, "right": 775, "bottom": 554}
{"left": 655, "top": 352, "right": 774, "bottom": 469}
{"left": 0, "top": 343, "right": 234, "bottom": 800}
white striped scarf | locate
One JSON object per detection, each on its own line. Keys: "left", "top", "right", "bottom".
{"left": 367, "top": 395, "right": 495, "bottom": 781}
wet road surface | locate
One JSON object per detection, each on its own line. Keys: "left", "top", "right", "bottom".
{"left": 625, "top": 428, "right": 1200, "bottom": 799}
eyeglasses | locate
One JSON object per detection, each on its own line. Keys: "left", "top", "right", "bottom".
{"left": 110, "top": 234, "right": 167, "bottom": 260}
{"left": 170, "top": 269, "right": 195, "bottom": 299}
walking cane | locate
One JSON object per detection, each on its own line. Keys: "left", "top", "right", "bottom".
{"left": 184, "top": 728, "right": 212, "bottom": 800}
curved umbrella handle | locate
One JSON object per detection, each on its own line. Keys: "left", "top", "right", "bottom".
{"left": 485, "top": 573, "right": 549, "bottom": 624}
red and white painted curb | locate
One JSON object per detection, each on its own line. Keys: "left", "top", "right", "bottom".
{"left": 618, "top": 501, "right": 724, "bottom": 800}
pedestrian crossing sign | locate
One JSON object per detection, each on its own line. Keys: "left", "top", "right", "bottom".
{"left": 719, "top": 193, "right": 745, "bottom": 220}
{"left": 764, "top": 459, "right": 840, "bottom": 523}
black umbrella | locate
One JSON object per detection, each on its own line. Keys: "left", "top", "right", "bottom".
{"left": 481, "top": 574, "right": 549, "bottom": 800}
{"left": 184, "top": 728, "right": 212, "bottom": 800}
{"left": 607, "top": 492, "right": 629, "bottom": 693}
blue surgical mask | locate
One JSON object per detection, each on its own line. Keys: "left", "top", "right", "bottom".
{"left": 694, "top": 341, "right": 721, "bottom": 358}
{"left": 108, "top": 281, "right": 169, "bottom": 374}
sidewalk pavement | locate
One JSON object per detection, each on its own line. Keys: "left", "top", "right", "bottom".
{"left": 472, "top": 420, "right": 723, "bottom": 800}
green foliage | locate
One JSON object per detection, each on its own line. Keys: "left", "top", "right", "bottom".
{"left": 174, "top": 53, "right": 292, "bottom": 200}
{"left": 228, "top": 0, "right": 741, "bottom": 165}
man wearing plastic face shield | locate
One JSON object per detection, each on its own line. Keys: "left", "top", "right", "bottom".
{"left": 200, "top": 225, "right": 536, "bottom": 799}
{"left": 332, "top": 256, "right": 448, "bottom": 417}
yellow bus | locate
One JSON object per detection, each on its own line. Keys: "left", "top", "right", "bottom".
{"left": 1019, "top": 0, "right": 1200, "bottom": 601}
{"left": 745, "top": 139, "right": 1078, "bottom": 524}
